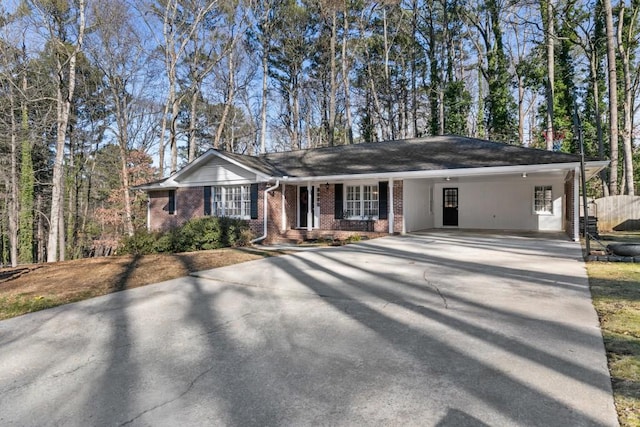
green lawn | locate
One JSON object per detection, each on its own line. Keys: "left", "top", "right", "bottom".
{"left": 587, "top": 241, "right": 640, "bottom": 426}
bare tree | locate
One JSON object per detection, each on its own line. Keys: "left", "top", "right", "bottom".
{"left": 26, "top": 0, "right": 87, "bottom": 262}
{"left": 156, "top": 0, "right": 219, "bottom": 175}
{"left": 617, "top": 5, "right": 637, "bottom": 196}
{"left": 603, "top": 0, "right": 619, "bottom": 195}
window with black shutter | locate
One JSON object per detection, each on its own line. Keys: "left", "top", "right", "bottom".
{"left": 378, "top": 181, "right": 388, "bottom": 219}
{"left": 168, "top": 190, "right": 176, "bottom": 215}
{"left": 203, "top": 187, "right": 211, "bottom": 216}
{"left": 250, "top": 184, "right": 259, "bottom": 219}
{"left": 334, "top": 184, "right": 343, "bottom": 219}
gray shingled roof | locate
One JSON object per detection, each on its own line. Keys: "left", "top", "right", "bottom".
{"left": 233, "top": 135, "right": 584, "bottom": 178}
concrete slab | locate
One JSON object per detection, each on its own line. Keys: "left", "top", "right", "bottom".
{"left": 0, "top": 232, "right": 617, "bottom": 426}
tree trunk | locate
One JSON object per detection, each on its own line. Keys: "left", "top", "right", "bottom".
{"left": 328, "top": 9, "right": 337, "bottom": 146}
{"left": 411, "top": 0, "right": 418, "bottom": 137}
{"left": 603, "top": 0, "right": 619, "bottom": 195}
{"left": 543, "top": 0, "right": 555, "bottom": 151}
{"left": 114, "top": 91, "right": 135, "bottom": 236}
{"left": 188, "top": 87, "right": 198, "bottom": 163}
{"left": 19, "top": 72, "right": 34, "bottom": 264}
{"left": 518, "top": 74, "right": 525, "bottom": 145}
{"left": 8, "top": 82, "right": 18, "bottom": 267}
{"left": 47, "top": 0, "right": 86, "bottom": 263}
{"left": 36, "top": 194, "right": 45, "bottom": 263}
{"left": 617, "top": 7, "right": 636, "bottom": 196}
{"left": 260, "top": 37, "right": 269, "bottom": 153}
{"left": 589, "top": 45, "right": 609, "bottom": 196}
{"left": 170, "top": 87, "right": 179, "bottom": 173}
{"left": 292, "top": 78, "right": 301, "bottom": 149}
{"left": 214, "top": 47, "right": 236, "bottom": 151}
{"left": 476, "top": 51, "right": 485, "bottom": 138}
{"left": 342, "top": 2, "right": 353, "bottom": 144}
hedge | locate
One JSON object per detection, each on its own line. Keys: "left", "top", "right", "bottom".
{"left": 119, "top": 217, "right": 253, "bottom": 255}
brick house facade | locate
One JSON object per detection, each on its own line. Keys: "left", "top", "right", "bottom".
{"left": 147, "top": 181, "right": 404, "bottom": 243}
{"left": 139, "top": 136, "right": 608, "bottom": 243}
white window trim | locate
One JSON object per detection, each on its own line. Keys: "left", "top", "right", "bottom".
{"left": 211, "top": 185, "right": 251, "bottom": 219}
{"left": 533, "top": 185, "right": 554, "bottom": 215}
{"left": 344, "top": 183, "right": 380, "bottom": 220}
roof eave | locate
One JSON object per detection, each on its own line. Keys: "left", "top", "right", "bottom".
{"left": 137, "top": 149, "right": 274, "bottom": 190}
{"left": 279, "top": 162, "right": 604, "bottom": 183}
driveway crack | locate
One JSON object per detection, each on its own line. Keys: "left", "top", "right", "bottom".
{"left": 424, "top": 270, "right": 448, "bottom": 309}
{"left": 119, "top": 365, "right": 216, "bottom": 426}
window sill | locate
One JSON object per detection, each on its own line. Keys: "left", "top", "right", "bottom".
{"left": 343, "top": 217, "right": 379, "bottom": 221}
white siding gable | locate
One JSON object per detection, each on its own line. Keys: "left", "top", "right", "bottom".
{"left": 175, "top": 156, "right": 257, "bottom": 185}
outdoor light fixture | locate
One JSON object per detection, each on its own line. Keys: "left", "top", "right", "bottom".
{"left": 445, "top": 177, "right": 451, "bottom": 181}
{"left": 521, "top": 172, "right": 527, "bottom": 178}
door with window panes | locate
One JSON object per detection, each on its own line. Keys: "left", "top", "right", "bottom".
{"left": 443, "top": 188, "right": 459, "bottom": 226}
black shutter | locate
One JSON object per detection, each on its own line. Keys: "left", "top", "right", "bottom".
{"left": 168, "top": 190, "right": 176, "bottom": 215}
{"left": 250, "top": 184, "right": 259, "bottom": 219}
{"left": 203, "top": 187, "right": 211, "bottom": 216}
{"left": 334, "top": 184, "right": 343, "bottom": 219}
{"left": 379, "top": 182, "right": 388, "bottom": 219}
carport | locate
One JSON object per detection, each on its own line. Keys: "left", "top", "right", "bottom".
{"left": 403, "top": 169, "right": 570, "bottom": 232}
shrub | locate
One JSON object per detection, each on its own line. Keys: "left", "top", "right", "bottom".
{"left": 120, "top": 229, "right": 165, "bottom": 255}
{"left": 119, "top": 217, "right": 252, "bottom": 255}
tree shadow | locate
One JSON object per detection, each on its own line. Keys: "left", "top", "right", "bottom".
{"left": 310, "top": 249, "right": 612, "bottom": 387}
{"left": 436, "top": 408, "right": 491, "bottom": 426}
{"left": 271, "top": 253, "right": 609, "bottom": 425}
{"left": 113, "top": 254, "right": 142, "bottom": 291}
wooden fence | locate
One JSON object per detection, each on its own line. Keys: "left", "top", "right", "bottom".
{"left": 581, "top": 195, "right": 640, "bottom": 231}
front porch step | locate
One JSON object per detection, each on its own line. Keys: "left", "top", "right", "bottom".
{"left": 271, "top": 229, "right": 387, "bottom": 244}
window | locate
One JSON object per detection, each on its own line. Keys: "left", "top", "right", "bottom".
{"left": 345, "top": 184, "right": 379, "bottom": 219}
{"left": 211, "top": 185, "right": 251, "bottom": 218}
{"left": 534, "top": 185, "right": 553, "bottom": 214}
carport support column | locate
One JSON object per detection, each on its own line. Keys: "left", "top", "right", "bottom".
{"left": 573, "top": 167, "right": 580, "bottom": 242}
{"left": 281, "top": 183, "right": 287, "bottom": 232}
{"left": 307, "top": 182, "right": 312, "bottom": 232}
{"left": 388, "top": 178, "right": 394, "bottom": 233}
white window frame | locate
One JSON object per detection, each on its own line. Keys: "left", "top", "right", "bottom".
{"left": 344, "top": 183, "right": 379, "bottom": 220}
{"left": 211, "top": 185, "right": 251, "bottom": 219}
{"left": 534, "top": 185, "right": 553, "bottom": 215}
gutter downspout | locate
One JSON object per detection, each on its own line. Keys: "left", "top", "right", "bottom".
{"left": 251, "top": 180, "right": 280, "bottom": 244}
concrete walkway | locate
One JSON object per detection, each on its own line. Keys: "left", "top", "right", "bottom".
{"left": 0, "top": 232, "right": 617, "bottom": 426}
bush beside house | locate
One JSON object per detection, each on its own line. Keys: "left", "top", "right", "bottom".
{"left": 120, "top": 217, "right": 253, "bottom": 255}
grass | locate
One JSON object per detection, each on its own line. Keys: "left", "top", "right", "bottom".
{"left": 0, "top": 247, "right": 284, "bottom": 321}
{"left": 586, "top": 231, "right": 640, "bottom": 426}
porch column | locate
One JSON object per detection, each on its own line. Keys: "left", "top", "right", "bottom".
{"left": 388, "top": 178, "right": 394, "bottom": 233}
{"left": 573, "top": 167, "right": 580, "bottom": 242}
{"left": 307, "top": 182, "right": 312, "bottom": 231}
{"left": 281, "top": 183, "right": 287, "bottom": 232}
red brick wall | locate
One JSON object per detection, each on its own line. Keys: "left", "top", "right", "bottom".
{"left": 148, "top": 187, "right": 205, "bottom": 231}
{"left": 276, "top": 181, "right": 404, "bottom": 236}
{"left": 149, "top": 181, "right": 405, "bottom": 240}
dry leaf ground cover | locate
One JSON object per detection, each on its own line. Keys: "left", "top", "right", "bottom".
{"left": 0, "top": 248, "right": 281, "bottom": 320}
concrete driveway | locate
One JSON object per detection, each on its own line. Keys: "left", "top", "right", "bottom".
{"left": 0, "top": 232, "right": 617, "bottom": 426}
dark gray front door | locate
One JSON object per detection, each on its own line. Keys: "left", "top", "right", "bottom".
{"left": 443, "top": 188, "right": 458, "bottom": 226}
{"left": 299, "top": 187, "right": 314, "bottom": 228}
